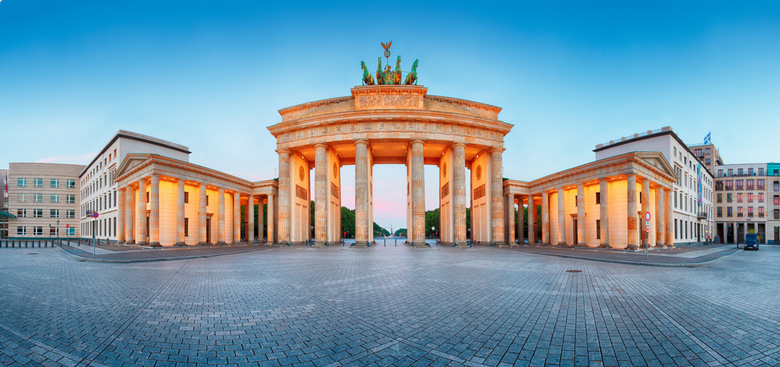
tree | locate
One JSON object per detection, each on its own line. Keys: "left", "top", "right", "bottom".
{"left": 341, "top": 206, "right": 355, "bottom": 238}
{"left": 394, "top": 228, "right": 407, "bottom": 237}
{"left": 425, "top": 208, "right": 440, "bottom": 238}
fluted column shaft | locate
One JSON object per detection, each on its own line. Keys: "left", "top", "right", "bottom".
{"left": 490, "top": 149, "right": 505, "bottom": 244}
{"left": 641, "top": 179, "right": 651, "bottom": 248}
{"left": 599, "top": 179, "right": 609, "bottom": 248}
{"left": 410, "top": 140, "right": 426, "bottom": 246}
{"left": 175, "top": 179, "right": 185, "bottom": 246}
{"left": 198, "top": 183, "right": 207, "bottom": 245}
{"left": 248, "top": 195, "right": 255, "bottom": 243}
{"left": 665, "top": 189, "right": 674, "bottom": 247}
{"left": 576, "top": 184, "right": 585, "bottom": 246}
{"left": 627, "top": 174, "right": 638, "bottom": 249}
{"left": 233, "top": 192, "right": 241, "bottom": 244}
{"left": 452, "top": 143, "right": 467, "bottom": 246}
{"left": 517, "top": 196, "right": 524, "bottom": 244}
{"left": 217, "top": 187, "right": 226, "bottom": 245}
{"left": 506, "top": 195, "right": 515, "bottom": 245}
{"left": 124, "top": 187, "right": 134, "bottom": 244}
{"left": 149, "top": 175, "right": 160, "bottom": 246}
{"left": 541, "top": 192, "right": 549, "bottom": 244}
{"left": 117, "top": 188, "right": 125, "bottom": 243}
{"left": 655, "top": 186, "right": 665, "bottom": 247}
{"left": 557, "top": 186, "right": 566, "bottom": 246}
{"left": 136, "top": 179, "right": 147, "bottom": 245}
{"left": 528, "top": 196, "right": 536, "bottom": 244}
{"left": 267, "top": 195, "right": 275, "bottom": 243}
{"left": 314, "top": 144, "right": 328, "bottom": 245}
{"left": 277, "top": 149, "right": 291, "bottom": 244}
{"left": 355, "top": 140, "right": 370, "bottom": 247}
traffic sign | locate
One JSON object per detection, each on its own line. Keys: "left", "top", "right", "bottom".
{"left": 646, "top": 225, "right": 650, "bottom": 233}
{"left": 66, "top": 224, "right": 70, "bottom": 228}
{"left": 645, "top": 212, "right": 651, "bottom": 221}
{"left": 92, "top": 211, "right": 99, "bottom": 219}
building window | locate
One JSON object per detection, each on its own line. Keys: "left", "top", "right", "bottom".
{"left": 737, "top": 193, "right": 743, "bottom": 203}
{"left": 774, "top": 209, "right": 780, "bottom": 220}
{"left": 717, "top": 194, "right": 722, "bottom": 203}
{"left": 758, "top": 179, "right": 766, "bottom": 190}
{"left": 33, "top": 209, "right": 43, "bottom": 218}
{"left": 718, "top": 169, "right": 723, "bottom": 178}
{"left": 746, "top": 180, "right": 754, "bottom": 190}
{"left": 50, "top": 194, "right": 60, "bottom": 203}
{"left": 185, "top": 218, "right": 189, "bottom": 237}
{"left": 66, "top": 210, "right": 75, "bottom": 219}
{"left": 759, "top": 207, "right": 765, "bottom": 217}
{"left": 748, "top": 193, "right": 753, "bottom": 203}
{"left": 674, "top": 219, "right": 678, "bottom": 239}
{"left": 67, "top": 195, "right": 76, "bottom": 204}
{"left": 706, "top": 148, "right": 711, "bottom": 155}
{"left": 737, "top": 207, "right": 743, "bottom": 217}
{"left": 748, "top": 207, "right": 754, "bottom": 217}
{"left": 759, "top": 168, "right": 765, "bottom": 176}
{"left": 33, "top": 227, "right": 43, "bottom": 236}
{"left": 775, "top": 196, "right": 780, "bottom": 206}
{"left": 17, "top": 226, "right": 26, "bottom": 235}
{"left": 17, "top": 178, "right": 27, "bottom": 187}
{"left": 748, "top": 168, "right": 754, "bottom": 176}
{"left": 17, "top": 209, "right": 26, "bottom": 218}
{"left": 146, "top": 192, "right": 149, "bottom": 203}
{"left": 595, "top": 192, "right": 600, "bottom": 204}
{"left": 34, "top": 193, "right": 43, "bottom": 203}
{"left": 206, "top": 195, "right": 209, "bottom": 205}
{"left": 758, "top": 193, "right": 764, "bottom": 202}
{"left": 725, "top": 180, "right": 733, "bottom": 191}
{"left": 775, "top": 181, "right": 780, "bottom": 192}
{"left": 50, "top": 209, "right": 59, "bottom": 218}
{"left": 185, "top": 192, "right": 189, "bottom": 204}
{"left": 596, "top": 220, "right": 600, "bottom": 240}
{"left": 728, "top": 169, "right": 733, "bottom": 176}
{"left": 50, "top": 179, "right": 60, "bottom": 188}
{"left": 706, "top": 158, "right": 711, "bottom": 165}
{"left": 68, "top": 227, "right": 75, "bottom": 236}
{"left": 736, "top": 180, "right": 744, "bottom": 190}
{"left": 18, "top": 193, "right": 26, "bottom": 203}
{"left": 727, "top": 207, "right": 733, "bottom": 217}
{"left": 67, "top": 179, "right": 76, "bottom": 188}
{"left": 717, "top": 207, "right": 722, "bottom": 217}
{"left": 34, "top": 178, "right": 43, "bottom": 187}
{"left": 738, "top": 168, "right": 744, "bottom": 176}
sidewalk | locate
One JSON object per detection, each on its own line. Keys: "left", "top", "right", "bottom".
{"left": 507, "top": 243, "right": 742, "bottom": 267}
{"left": 59, "top": 242, "right": 271, "bottom": 263}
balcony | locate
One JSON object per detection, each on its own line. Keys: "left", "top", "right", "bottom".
{"left": 697, "top": 212, "right": 708, "bottom": 219}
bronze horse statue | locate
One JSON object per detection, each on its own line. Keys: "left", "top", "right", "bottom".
{"left": 361, "top": 61, "right": 375, "bottom": 85}
{"left": 404, "top": 59, "right": 419, "bottom": 85}
{"left": 376, "top": 57, "right": 385, "bottom": 85}
{"left": 393, "top": 56, "right": 403, "bottom": 84}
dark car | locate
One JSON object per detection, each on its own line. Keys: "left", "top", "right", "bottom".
{"left": 744, "top": 233, "right": 759, "bottom": 251}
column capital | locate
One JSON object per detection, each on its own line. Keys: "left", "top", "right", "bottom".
{"left": 314, "top": 143, "right": 328, "bottom": 149}
{"left": 354, "top": 139, "right": 369, "bottom": 147}
{"left": 452, "top": 142, "right": 466, "bottom": 148}
{"left": 410, "top": 139, "right": 425, "bottom": 146}
{"left": 490, "top": 147, "right": 505, "bottom": 153}
{"left": 276, "top": 148, "right": 290, "bottom": 155}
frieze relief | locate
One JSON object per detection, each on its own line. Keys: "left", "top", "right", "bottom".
{"left": 278, "top": 121, "right": 504, "bottom": 145}
{"left": 356, "top": 94, "right": 421, "bottom": 109}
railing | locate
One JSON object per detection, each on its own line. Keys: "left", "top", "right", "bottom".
{"left": 697, "top": 212, "right": 708, "bottom": 219}
{"left": 595, "top": 126, "right": 670, "bottom": 149}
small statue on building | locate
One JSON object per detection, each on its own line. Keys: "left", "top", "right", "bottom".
{"left": 404, "top": 59, "right": 419, "bottom": 85}
{"left": 360, "top": 61, "right": 375, "bottom": 85}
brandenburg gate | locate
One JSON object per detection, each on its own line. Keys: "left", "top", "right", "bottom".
{"left": 268, "top": 84, "right": 513, "bottom": 247}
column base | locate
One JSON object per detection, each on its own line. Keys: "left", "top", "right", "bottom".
{"left": 311, "top": 242, "right": 328, "bottom": 248}
{"left": 556, "top": 242, "right": 568, "bottom": 247}
{"left": 125, "top": 240, "right": 135, "bottom": 245}
{"left": 149, "top": 242, "right": 161, "bottom": 247}
{"left": 352, "top": 241, "right": 371, "bottom": 248}
{"left": 274, "top": 242, "right": 290, "bottom": 247}
{"left": 576, "top": 242, "right": 588, "bottom": 248}
{"left": 665, "top": 244, "right": 675, "bottom": 248}
{"left": 409, "top": 241, "right": 429, "bottom": 247}
{"left": 197, "top": 242, "right": 209, "bottom": 246}
{"left": 215, "top": 241, "right": 228, "bottom": 246}
{"left": 137, "top": 241, "right": 147, "bottom": 246}
{"left": 598, "top": 243, "right": 610, "bottom": 249}
{"left": 627, "top": 244, "right": 638, "bottom": 250}
{"left": 116, "top": 240, "right": 125, "bottom": 245}
{"left": 174, "top": 242, "right": 187, "bottom": 246}
{"left": 453, "top": 241, "right": 469, "bottom": 248}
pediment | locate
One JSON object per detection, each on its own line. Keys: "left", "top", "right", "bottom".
{"left": 114, "top": 153, "right": 153, "bottom": 180}
{"left": 635, "top": 152, "right": 677, "bottom": 181}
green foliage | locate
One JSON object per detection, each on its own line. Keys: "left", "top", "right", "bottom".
{"left": 425, "top": 208, "right": 440, "bottom": 237}
{"left": 394, "top": 228, "right": 407, "bottom": 237}
{"left": 341, "top": 206, "right": 355, "bottom": 237}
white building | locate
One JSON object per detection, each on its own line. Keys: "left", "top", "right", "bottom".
{"left": 79, "top": 130, "right": 190, "bottom": 241}
{"left": 594, "top": 126, "right": 715, "bottom": 245}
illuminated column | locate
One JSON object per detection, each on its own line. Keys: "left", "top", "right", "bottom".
{"left": 354, "top": 140, "right": 370, "bottom": 247}
{"left": 627, "top": 174, "right": 638, "bottom": 250}
{"left": 198, "top": 183, "right": 207, "bottom": 245}
{"left": 490, "top": 148, "right": 505, "bottom": 244}
{"left": 117, "top": 188, "right": 125, "bottom": 243}
{"left": 541, "top": 191, "right": 549, "bottom": 245}
{"left": 641, "top": 179, "right": 650, "bottom": 248}
{"left": 277, "top": 149, "right": 291, "bottom": 245}
{"left": 136, "top": 178, "right": 147, "bottom": 245}
{"left": 655, "top": 185, "right": 665, "bottom": 247}
{"left": 517, "top": 195, "right": 524, "bottom": 244}
{"left": 506, "top": 194, "right": 515, "bottom": 245}
{"left": 124, "top": 187, "right": 134, "bottom": 244}
{"left": 267, "top": 195, "right": 275, "bottom": 243}
{"left": 576, "top": 183, "right": 585, "bottom": 246}
{"left": 233, "top": 192, "right": 241, "bottom": 244}
{"left": 452, "top": 143, "right": 467, "bottom": 246}
{"left": 557, "top": 186, "right": 566, "bottom": 246}
{"left": 599, "top": 179, "right": 610, "bottom": 248}
{"left": 528, "top": 196, "right": 536, "bottom": 245}
{"left": 217, "top": 187, "right": 226, "bottom": 245}
{"left": 248, "top": 194, "right": 255, "bottom": 243}
{"left": 665, "top": 189, "right": 674, "bottom": 247}
{"left": 314, "top": 144, "right": 328, "bottom": 246}
{"left": 149, "top": 175, "right": 160, "bottom": 247}
{"left": 410, "top": 140, "right": 426, "bottom": 246}
{"left": 175, "top": 179, "right": 186, "bottom": 246}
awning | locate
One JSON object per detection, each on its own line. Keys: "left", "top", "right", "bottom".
{"left": 0, "top": 211, "right": 17, "bottom": 219}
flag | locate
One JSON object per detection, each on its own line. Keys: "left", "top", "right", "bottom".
{"left": 704, "top": 132, "right": 711, "bottom": 145}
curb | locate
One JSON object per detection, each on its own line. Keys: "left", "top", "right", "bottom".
{"left": 56, "top": 245, "right": 271, "bottom": 263}
{"left": 511, "top": 247, "right": 742, "bottom": 267}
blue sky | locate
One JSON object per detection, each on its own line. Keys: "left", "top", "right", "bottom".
{"left": 2, "top": 1, "right": 779, "bottom": 229}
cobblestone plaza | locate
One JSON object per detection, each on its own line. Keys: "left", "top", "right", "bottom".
{"left": 1, "top": 246, "right": 779, "bottom": 366}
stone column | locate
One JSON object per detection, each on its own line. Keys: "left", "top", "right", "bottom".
{"left": 506, "top": 194, "right": 515, "bottom": 246}
{"left": 149, "top": 175, "right": 160, "bottom": 247}
{"left": 314, "top": 144, "right": 328, "bottom": 246}
{"left": 198, "top": 183, "right": 207, "bottom": 245}
{"left": 175, "top": 179, "right": 186, "bottom": 246}
{"left": 217, "top": 187, "right": 226, "bottom": 245}
{"left": 136, "top": 178, "right": 147, "bottom": 245}
{"left": 452, "top": 143, "right": 467, "bottom": 246}
{"left": 528, "top": 196, "right": 536, "bottom": 245}
{"left": 267, "top": 195, "right": 275, "bottom": 243}
{"left": 233, "top": 192, "right": 241, "bottom": 244}
{"left": 627, "top": 174, "right": 638, "bottom": 250}
{"left": 517, "top": 196, "right": 524, "bottom": 245}
{"left": 557, "top": 186, "right": 566, "bottom": 246}
{"left": 665, "top": 189, "right": 674, "bottom": 247}
{"left": 410, "top": 140, "right": 426, "bottom": 247}
{"left": 248, "top": 195, "right": 255, "bottom": 243}
{"left": 655, "top": 186, "right": 665, "bottom": 247}
{"left": 599, "top": 179, "right": 609, "bottom": 248}
{"left": 276, "top": 149, "right": 291, "bottom": 245}
{"left": 576, "top": 184, "right": 585, "bottom": 247}
{"left": 641, "top": 179, "right": 651, "bottom": 248}
{"left": 541, "top": 191, "right": 549, "bottom": 245}
{"left": 124, "top": 187, "right": 134, "bottom": 244}
{"left": 117, "top": 188, "right": 125, "bottom": 243}
{"left": 490, "top": 148, "right": 505, "bottom": 244}
{"left": 354, "top": 140, "right": 370, "bottom": 247}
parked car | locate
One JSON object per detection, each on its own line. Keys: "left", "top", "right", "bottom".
{"left": 744, "top": 233, "right": 759, "bottom": 251}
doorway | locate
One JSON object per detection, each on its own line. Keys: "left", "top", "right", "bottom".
{"left": 206, "top": 217, "right": 212, "bottom": 244}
